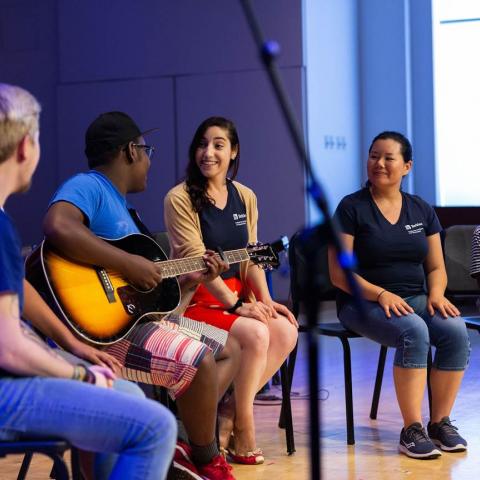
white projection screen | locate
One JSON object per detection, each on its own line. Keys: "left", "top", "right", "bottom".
{"left": 432, "top": 0, "right": 480, "bottom": 206}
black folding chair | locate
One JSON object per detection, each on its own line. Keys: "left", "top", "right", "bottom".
{"left": 0, "top": 439, "right": 81, "bottom": 480}
{"left": 443, "top": 224, "right": 480, "bottom": 330}
{"left": 279, "top": 228, "right": 389, "bottom": 447}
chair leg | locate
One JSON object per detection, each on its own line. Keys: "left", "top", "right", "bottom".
{"left": 340, "top": 337, "right": 355, "bottom": 445}
{"left": 279, "top": 341, "right": 298, "bottom": 429}
{"left": 17, "top": 453, "right": 33, "bottom": 480}
{"left": 370, "top": 345, "right": 388, "bottom": 419}
{"left": 47, "top": 453, "right": 69, "bottom": 480}
{"left": 279, "top": 359, "right": 296, "bottom": 455}
{"left": 70, "top": 447, "right": 83, "bottom": 480}
{"left": 272, "top": 370, "right": 281, "bottom": 386}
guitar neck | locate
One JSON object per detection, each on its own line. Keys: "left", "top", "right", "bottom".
{"left": 157, "top": 249, "right": 249, "bottom": 278}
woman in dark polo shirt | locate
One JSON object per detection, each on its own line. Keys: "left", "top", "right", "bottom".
{"left": 329, "top": 131, "right": 470, "bottom": 459}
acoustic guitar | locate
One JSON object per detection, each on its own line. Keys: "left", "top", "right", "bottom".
{"left": 25, "top": 233, "right": 286, "bottom": 345}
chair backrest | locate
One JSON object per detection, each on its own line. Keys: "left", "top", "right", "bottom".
{"left": 443, "top": 225, "right": 478, "bottom": 295}
{"left": 151, "top": 231, "right": 171, "bottom": 258}
{"left": 288, "top": 226, "right": 337, "bottom": 317}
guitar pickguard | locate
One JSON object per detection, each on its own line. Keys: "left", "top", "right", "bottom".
{"left": 117, "top": 278, "right": 181, "bottom": 317}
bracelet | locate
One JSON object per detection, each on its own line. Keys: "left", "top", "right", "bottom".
{"left": 226, "top": 298, "right": 243, "bottom": 314}
{"left": 71, "top": 364, "right": 96, "bottom": 384}
{"left": 71, "top": 364, "right": 87, "bottom": 382}
{"left": 376, "top": 290, "right": 387, "bottom": 301}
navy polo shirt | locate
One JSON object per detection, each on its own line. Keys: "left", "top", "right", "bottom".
{"left": 334, "top": 188, "right": 442, "bottom": 307}
{"left": 199, "top": 181, "right": 249, "bottom": 279}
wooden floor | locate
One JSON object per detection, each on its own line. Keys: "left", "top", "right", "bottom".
{"left": 2, "top": 302, "right": 480, "bottom": 479}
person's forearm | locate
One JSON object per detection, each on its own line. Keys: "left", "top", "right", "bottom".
{"left": 331, "top": 268, "right": 387, "bottom": 302}
{"left": 203, "top": 277, "right": 238, "bottom": 307}
{"left": 44, "top": 216, "right": 128, "bottom": 273}
{"left": 427, "top": 268, "right": 447, "bottom": 297}
{"left": 23, "top": 280, "right": 79, "bottom": 351}
{"left": 246, "top": 265, "right": 271, "bottom": 301}
{"left": 0, "top": 322, "right": 74, "bottom": 378}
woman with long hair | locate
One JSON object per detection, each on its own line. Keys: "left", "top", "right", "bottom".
{"left": 164, "top": 116, "right": 298, "bottom": 465}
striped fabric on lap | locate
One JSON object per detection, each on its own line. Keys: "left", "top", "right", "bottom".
{"left": 105, "top": 320, "right": 211, "bottom": 399}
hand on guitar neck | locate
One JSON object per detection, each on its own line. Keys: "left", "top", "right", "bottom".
{"left": 123, "top": 249, "right": 229, "bottom": 292}
{"left": 178, "top": 250, "right": 230, "bottom": 291}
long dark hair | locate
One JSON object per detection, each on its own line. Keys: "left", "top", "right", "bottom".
{"left": 186, "top": 116, "right": 240, "bottom": 212}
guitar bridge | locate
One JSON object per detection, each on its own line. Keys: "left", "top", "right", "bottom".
{"left": 95, "top": 267, "right": 116, "bottom": 303}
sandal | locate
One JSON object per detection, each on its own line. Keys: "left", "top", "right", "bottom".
{"left": 227, "top": 448, "right": 265, "bottom": 465}
{"left": 219, "top": 446, "right": 229, "bottom": 459}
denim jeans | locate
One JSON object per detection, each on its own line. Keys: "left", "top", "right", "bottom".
{"left": 53, "top": 349, "right": 171, "bottom": 478}
{"left": 0, "top": 377, "right": 176, "bottom": 480}
{"left": 338, "top": 294, "right": 470, "bottom": 370}
{"left": 94, "top": 379, "right": 147, "bottom": 479}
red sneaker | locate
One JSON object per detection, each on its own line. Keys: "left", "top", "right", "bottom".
{"left": 197, "top": 454, "right": 236, "bottom": 480}
{"left": 176, "top": 441, "right": 194, "bottom": 463}
{"left": 168, "top": 442, "right": 203, "bottom": 480}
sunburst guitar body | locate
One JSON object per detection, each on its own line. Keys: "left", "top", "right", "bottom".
{"left": 25, "top": 233, "right": 285, "bottom": 345}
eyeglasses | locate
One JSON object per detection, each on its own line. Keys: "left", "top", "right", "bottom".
{"left": 132, "top": 143, "right": 155, "bottom": 159}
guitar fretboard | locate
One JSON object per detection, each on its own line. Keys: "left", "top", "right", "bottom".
{"left": 158, "top": 249, "right": 250, "bottom": 278}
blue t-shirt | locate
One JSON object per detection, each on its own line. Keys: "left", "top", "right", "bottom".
{"left": 0, "top": 210, "right": 24, "bottom": 311}
{"left": 199, "top": 181, "right": 249, "bottom": 279}
{"left": 49, "top": 171, "right": 140, "bottom": 238}
{"left": 334, "top": 188, "right": 442, "bottom": 305}
{"left": 0, "top": 210, "right": 25, "bottom": 378}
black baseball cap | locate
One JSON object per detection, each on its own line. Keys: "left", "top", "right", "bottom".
{"left": 85, "top": 111, "right": 157, "bottom": 158}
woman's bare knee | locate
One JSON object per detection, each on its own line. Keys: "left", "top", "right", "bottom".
{"left": 232, "top": 318, "right": 270, "bottom": 352}
{"left": 269, "top": 315, "right": 298, "bottom": 354}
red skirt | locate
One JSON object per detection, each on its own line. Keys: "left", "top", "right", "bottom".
{"left": 185, "top": 277, "right": 244, "bottom": 331}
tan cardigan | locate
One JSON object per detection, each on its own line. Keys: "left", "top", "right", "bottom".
{"left": 164, "top": 180, "right": 259, "bottom": 313}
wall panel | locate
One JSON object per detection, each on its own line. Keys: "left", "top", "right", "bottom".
{"left": 57, "top": 78, "right": 175, "bottom": 231}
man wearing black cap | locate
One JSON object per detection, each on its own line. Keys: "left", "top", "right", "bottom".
{"left": 42, "top": 111, "right": 238, "bottom": 480}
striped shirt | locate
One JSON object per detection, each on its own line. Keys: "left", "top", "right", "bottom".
{"left": 470, "top": 226, "right": 480, "bottom": 278}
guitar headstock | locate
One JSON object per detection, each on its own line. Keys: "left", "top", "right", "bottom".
{"left": 247, "top": 236, "right": 289, "bottom": 270}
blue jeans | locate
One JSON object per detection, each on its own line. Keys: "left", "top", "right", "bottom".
{"left": 338, "top": 294, "right": 470, "bottom": 370}
{"left": 0, "top": 377, "right": 176, "bottom": 480}
{"left": 94, "top": 379, "right": 147, "bottom": 479}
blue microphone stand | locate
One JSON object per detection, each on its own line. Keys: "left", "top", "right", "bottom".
{"left": 239, "top": 2, "right": 368, "bottom": 478}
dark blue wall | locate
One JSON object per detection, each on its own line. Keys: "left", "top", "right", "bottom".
{"left": 1, "top": 0, "right": 306, "bottom": 250}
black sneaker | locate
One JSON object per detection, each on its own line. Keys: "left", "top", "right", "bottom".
{"left": 398, "top": 422, "right": 442, "bottom": 459}
{"left": 428, "top": 416, "right": 467, "bottom": 452}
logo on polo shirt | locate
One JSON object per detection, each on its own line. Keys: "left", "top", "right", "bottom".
{"left": 233, "top": 213, "right": 247, "bottom": 226}
{"left": 404, "top": 222, "right": 424, "bottom": 234}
